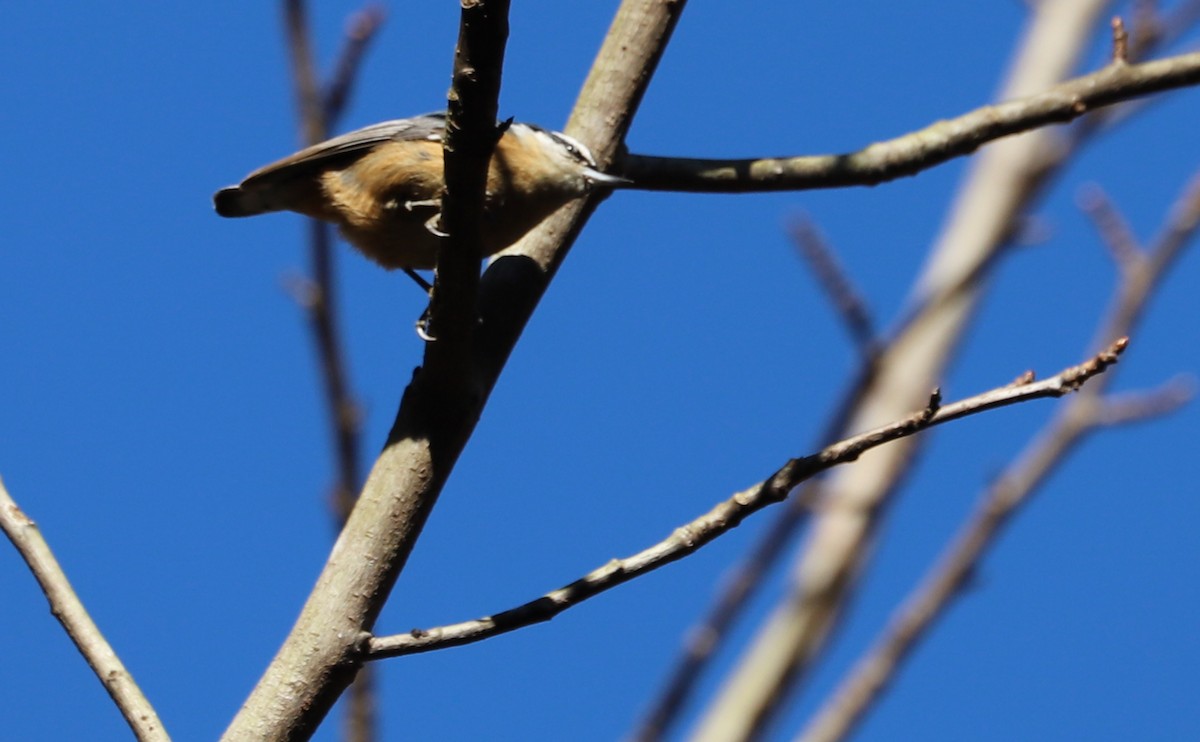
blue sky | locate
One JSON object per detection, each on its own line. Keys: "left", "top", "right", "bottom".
{"left": 2, "top": 3, "right": 1199, "bottom": 741}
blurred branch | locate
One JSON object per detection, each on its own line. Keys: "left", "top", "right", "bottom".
{"left": 1078, "top": 183, "right": 1143, "bottom": 270}
{"left": 233, "top": 3, "right": 385, "bottom": 742}
{"left": 284, "top": 0, "right": 324, "bottom": 142}
{"left": 285, "top": 4, "right": 384, "bottom": 742}
{"left": 368, "top": 340, "right": 1125, "bottom": 658}
{"left": 323, "top": 6, "right": 386, "bottom": 122}
{"left": 621, "top": 49, "right": 1200, "bottom": 193}
{"left": 638, "top": 2, "right": 1200, "bottom": 738}
{"left": 688, "top": 3, "right": 1115, "bottom": 739}
{"left": 283, "top": 1, "right": 383, "bottom": 525}
{"left": 633, "top": 484, "right": 823, "bottom": 742}
{"left": 788, "top": 218, "right": 878, "bottom": 359}
{"left": 797, "top": 169, "right": 1200, "bottom": 742}
{"left": 1129, "top": 0, "right": 1200, "bottom": 61}
{"left": 1097, "top": 376, "right": 1195, "bottom": 425}
{"left": 0, "top": 478, "right": 168, "bottom": 742}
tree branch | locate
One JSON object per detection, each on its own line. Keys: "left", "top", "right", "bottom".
{"left": 322, "top": 6, "right": 386, "bottom": 123}
{"left": 788, "top": 218, "right": 878, "bottom": 359}
{"left": 621, "top": 50, "right": 1200, "bottom": 193}
{"left": 222, "top": 2, "right": 513, "bottom": 739}
{"left": 426, "top": 0, "right": 510, "bottom": 346}
{"left": 0, "top": 478, "right": 168, "bottom": 742}
{"left": 222, "top": 6, "right": 687, "bottom": 738}
{"left": 688, "top": 3, "right": 1116, "bottom": 738}
{"left": 796, "top": 168, "right": 1200, "bottom": 742}
{"left": 1078, "top": 182, "right": 1143, "bottom": 270}
{"left": 367, "top": 339, "right": 1126, "bottom": 658}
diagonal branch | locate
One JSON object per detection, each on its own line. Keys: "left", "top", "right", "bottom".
{"left": 1097, "top": 376, "right": 1195, "bottom": 425}
{"left": 322, "top": 6, "right": 386, "bottom": 123}
{"left": 788, "top": 218, "right": 878, "bottom": 358}
{"left": 221, "top": 0, "right": 693, "bottom": 738}
{"left": 367, "top": 339, "right": 1126, "bottom": 659}
{"left": 688, "top": 4, "right": 1117, "bottom": 739}
{"left": 796, "top": 169, "right": 1200, "bottom": 742}
{"left": 1078, "top": 183, "right": 1144, "bottom": 270}
{"left": 621, "top": 50, "right": 1200, "bottom": 193}
{"left": 0, "top": 479, "right": 168, "bottom": 742}
{"left": 283, "top": 2, "right": 383, "bottom": 527}
{"left": 222, "top": 2, "right": 514, "bottom": 739}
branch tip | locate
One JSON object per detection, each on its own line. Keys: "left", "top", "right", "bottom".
{"left": 1112, "top": 16, "right": 1130, "bottom": 64}
{"left": 347, "top": 4, "right": 386, "bottom": 41}
{"left": 924, "top": 388, "right": 942, "bottom": 419}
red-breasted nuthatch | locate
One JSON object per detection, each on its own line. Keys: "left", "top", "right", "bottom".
{"left": 213, "top": 112, "right": 628, "bottom": 270}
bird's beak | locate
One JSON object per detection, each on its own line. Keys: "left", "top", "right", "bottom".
{"left": 585, "top": 168, "right": 634, "bottom": 188}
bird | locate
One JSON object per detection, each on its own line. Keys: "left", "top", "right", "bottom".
{"left": 213, "top": 112, "right": 629, "bottom": 272}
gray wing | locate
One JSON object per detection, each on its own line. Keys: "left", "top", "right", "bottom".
{"left": 238, "top": 113, "right": 447, "bottom": 189}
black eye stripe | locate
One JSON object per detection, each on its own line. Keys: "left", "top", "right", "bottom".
{"left": 518, "top": 124, "right": 598, "bottom": 167}
{"left": 549, "top": 134, "right": 577, "bottom": 156}
{"left": 549, "top": 133, "right": 595, "bottom": 166}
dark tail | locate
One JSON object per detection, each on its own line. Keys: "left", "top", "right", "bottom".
{"left": 213, "top": 186, "right": 271, "bottom": 217}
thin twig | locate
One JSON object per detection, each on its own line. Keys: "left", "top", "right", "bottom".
{"left": 282, "top": 1, "right": 382, "bottom": 527}
{"left": 1126, "top": 0, "right": 1200, "bottom": 64}
{"left": 0, "top": 478, "right": 169, "bottom": 742}
{"left": 1112, "top": 16, "right": 1129, "bottom": 64}
{"left": 368, "top": 340, "right": 1125, "bottom": 659}
{"left": 1097, "top": 375, "right": 1195, "bottom": 425}
{"left": 1078, "top": 183, "right": 1144, "bottom": 270}
{"left": 689, "top": 5, "right": 1116, "bottom": 739}
{"left": 797, "top": 168, "right": 1200, "bottom": 742}
{"left": 283, "top": 0, "right": 324, "bottom": 146}
{"left": 789, "top": 218, "right": 878, "bottom": 358}
{"left": 650, "top": 7, "right": 1200, "bottom": 741}
{"left": 1131, "top": 1, "right": 1158, "bottom": 56}
{"left": 1060, "top": 1, "right": 1200, "bottom": 145}
{"left": 323, "top": 5, "right": 386, "bottom": 121}
{"left": 632, "top": 481, "right": 816, "bottom": 742}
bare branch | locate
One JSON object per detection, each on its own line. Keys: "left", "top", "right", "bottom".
{"left": 425, "top": 0, "right": 511, "bottom": 346}
{"left": 283, "top": 0, "right": 324, "bottom": 145}
{"left": 690, "top": 5, "right": 1117, "bottom": 738}
{"left": 1078, "top": 183, "right": 1144, "bottom": 270}
{"left": 1097, "top": 375, "right": 1195, "bottom": 426}
{"left": 0, "top": 478, "right": 168, "bottom": 742}
{"left": 221, "top": 0, "right": 688, "bottom": 736}
{"left": 1130, "top": 1, "right": 1158, "bottom": 56}
{"left": 367, "top": 341, "right": 1125, "bottom": 659}
{"left": 798, "top": 167, "right": 1200, "bottom": 742}
{"left": 1128, "top": 0, "right": 1200, "bottom": 63}
{"left": 789, "top": 219, "right": 878, "bottom": 358}
{"left": 632, "top": 480, "right": 818, "bottom": 742}
{"left": 323, "top": 5, "right": 386, "bottom": 122}
{"left": 621, "top": 50, "right": 1200, "bottom": 193}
